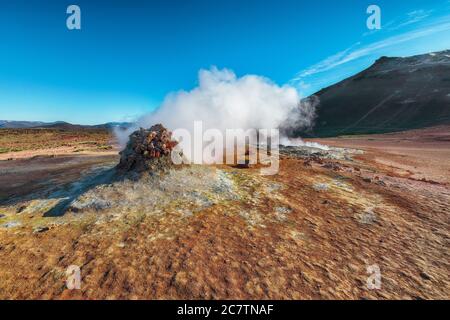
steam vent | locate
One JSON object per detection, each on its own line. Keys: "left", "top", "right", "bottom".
{"left": 117, "top": 124, "right": 179, "bottom": 173}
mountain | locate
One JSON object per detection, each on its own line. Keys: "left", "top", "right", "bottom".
{"left": 0, "top": 120, "right": 51, "bottom": 128}
{"left": 0, "top": 120, "right": 79, "bottom": 129}
{"left": 0, "top": 120, "right": 133, "bottom": 130}
{"left": 92, "top": 122, "right": 134, "bottom": 130}
{"left": 37, "top": 121, "right": 92, "bottom": 130}
{"left": 303, "top": 50, "right": 450, "bottom": 137}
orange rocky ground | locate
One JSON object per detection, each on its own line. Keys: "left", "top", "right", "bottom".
{"left": 0, "top": 128, "right": 114, "bottom": 161}
{"left": 310, "top": 125, "right": 450, "bottom": 184}
{"left": 0, "top": 127, "right": 448, "bottom": 299}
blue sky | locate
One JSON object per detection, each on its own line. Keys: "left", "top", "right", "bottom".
{"left": 0, "top": 0, "right": 449, "bottom": 124}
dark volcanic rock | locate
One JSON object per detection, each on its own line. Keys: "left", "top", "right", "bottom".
{"left": 294, "top": 50, "right": 450, "bottom": 137}
{"left": 117, "top": 124, "right": 179, "bottom": 173}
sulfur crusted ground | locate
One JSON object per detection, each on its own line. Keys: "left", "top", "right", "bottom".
{"left": 0, "top": 131, "right": 449, "bottom": 299}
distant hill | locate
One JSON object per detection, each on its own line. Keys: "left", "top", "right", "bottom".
{"left": 92, "top": 122, "right": 134, "bottom": 130}
{"left": 0, "top": 120, "right": 51, "bottom": 129}
{"left": 37, "top": 121, "right": 89, "bottom": 130}
{"left": 299, "top": 50, "right": 450, "bottom": 137}
{"left": 0, "top": 120, "right": 133, "bottom": 130}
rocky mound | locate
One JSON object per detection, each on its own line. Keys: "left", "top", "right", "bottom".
{"left": 117, "top": 124, "right": 179, "bottom": 173}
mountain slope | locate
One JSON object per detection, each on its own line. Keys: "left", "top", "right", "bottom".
{"left": 0, "top": 120, "right": 133, "bottom": 130}
{"left": 305, "top": 50, "right": 450, "bottom": 137}
{"left": 0, "top": 120, "right": 50, "bottom": 129}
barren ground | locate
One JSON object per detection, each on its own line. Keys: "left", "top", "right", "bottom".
{"left": 0, "top": 127, "right": 448, "bottom": 299}
{"left": 0, "top": 128, "right": 114, "bottom": 160}
{"left": 310, "top": 126, "right": 450, "bottom": 184}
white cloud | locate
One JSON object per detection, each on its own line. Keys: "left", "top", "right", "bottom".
{"left": 391, "top": 9, "right": 434, "bottom": 30}
{"left": 293, "top": 14, "right": 450, "bottom": 81}
{"left": 292, "top": 43, "right": 360, "bottom": 80}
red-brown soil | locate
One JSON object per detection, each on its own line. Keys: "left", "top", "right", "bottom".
{"left": 0, "top": 127, "right": 448, "bottom": 299}
{"left": 310, "top": 125, "right": 450, "bottom": 184}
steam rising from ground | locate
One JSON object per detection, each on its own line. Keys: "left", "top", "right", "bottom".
{"left": 116, "top": 67, "right": 317, "bottom": 149}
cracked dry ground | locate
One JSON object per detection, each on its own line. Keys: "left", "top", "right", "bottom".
{"left": 0, "top": 150, "right": 448, "bottom": 299}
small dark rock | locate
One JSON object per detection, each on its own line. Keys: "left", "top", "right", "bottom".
{"left": 419, "top": 271, "right": 432, "bottom": 281}
{"left": 377, "top": 180, "right": 387, "bottom": 187}
{"left": 303, "top": 160, "right": 312, "bottom": 167}
{"left": 16, "top": 205, "right": 27, "bottom": 213}
{"left": 322, "top": 162, "right": 341, "bottom": 171}
{"left": 33, "top": 226, "right": 49, "bottom": 234}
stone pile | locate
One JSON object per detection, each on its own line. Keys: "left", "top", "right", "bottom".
{"left": 117, "top": 124, "right": 179, "bottom": 173}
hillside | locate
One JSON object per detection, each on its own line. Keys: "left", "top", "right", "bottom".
{"left": 303, "top": 50, "right": 450, "bottom": 137}
{"left": 0, "top": 120, "right": 132, "bottom": 130}
{"left": 0, "top": 120, "right": 50, "bottom": 129}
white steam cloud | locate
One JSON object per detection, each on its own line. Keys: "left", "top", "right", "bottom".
{"left": 116, "top": 67, "right": 316, "bottom": 148}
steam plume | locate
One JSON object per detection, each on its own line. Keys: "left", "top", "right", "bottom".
{"left": 116, "top": 67, "right": 316, "bottom": 149}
